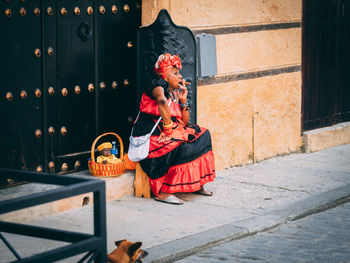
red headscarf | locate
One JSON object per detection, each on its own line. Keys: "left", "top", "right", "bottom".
{"left": 154, "top": 53, "right": 182, "bottom": 79}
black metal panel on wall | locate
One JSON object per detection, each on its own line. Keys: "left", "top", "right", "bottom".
{"left": 137, "top": 9, "right": 197, "bottom": 124}
{"left": 0, "top": 1, "right": 141, "bottom": 184}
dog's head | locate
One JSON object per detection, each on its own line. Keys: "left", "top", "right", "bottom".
{"left": 107, "top": 239, "right": 149, "bottom": 263}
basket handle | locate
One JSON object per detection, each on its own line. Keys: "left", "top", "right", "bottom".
{"left": 90, "top": 132, "right": 124, "bottom": 162}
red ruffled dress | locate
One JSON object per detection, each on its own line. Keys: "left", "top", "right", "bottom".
{"left": 132, "top": 79, "right": 215, "bottom": 197}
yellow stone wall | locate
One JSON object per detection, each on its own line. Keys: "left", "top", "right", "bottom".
{"left": 198, "top": 72, "right": 301, "bottom": 169}
{"left": 142, "top": 0, "right": 301, "bottom": 28}
{"left": 216, "top": 29, "right": 301, "bottom": 74}
{"left": 142, "top": 0, "right": 303, "bottom": 169}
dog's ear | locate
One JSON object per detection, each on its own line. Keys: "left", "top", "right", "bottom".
{"left": 127, "top": 242, "right": 142, "bottom": 257}
{"left": 115, "top": 239, "right": 126, "bottom": 247}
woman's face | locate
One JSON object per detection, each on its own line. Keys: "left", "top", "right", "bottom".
{"left": 165, "top": 67, "right": 182, "bottom": 89}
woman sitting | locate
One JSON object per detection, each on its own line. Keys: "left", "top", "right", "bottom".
{"left": 132, "top": 53, "right": 215, "bottom": 205}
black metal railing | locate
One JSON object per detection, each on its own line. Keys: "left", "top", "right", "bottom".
{"left": 0, "top": 168, "right": 107, "bottom": 263}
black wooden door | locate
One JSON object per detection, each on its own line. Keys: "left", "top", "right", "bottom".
{"left": 97, "top": 0, "right": 141, "bottom": 145}
{"left": 52, "top": 0, "right": 97, "bottom": 173}
{"left": 0, "top": 1, "right": 141, "bottom": 185}
{"left": 0, "top": 1, "right": 44, "bottom": 186}
{"left": 302, "top": 0, "right": 350, "bottom": 131}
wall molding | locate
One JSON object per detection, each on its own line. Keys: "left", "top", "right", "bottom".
{"left": 192, "top": 21, "right": 301, "bottom": 36}
{"left": 198, "top": 65, "right": 301, "bottom": 86}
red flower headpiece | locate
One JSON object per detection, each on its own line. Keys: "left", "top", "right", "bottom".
{"left": 154, "top": 53, "right": 182, "bottom": 79}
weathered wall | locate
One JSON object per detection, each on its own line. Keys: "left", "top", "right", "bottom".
{"left": 142, "top": 0, "right": 303, "bottom": 169}
{"left": 142, "top": 0, "right": 301, "bottom": 28}
{"left": 197, "top": 72, "right": 301, "bottom": 169}
{"left": 216, "top": 29, "right": 301, "bottom": 74}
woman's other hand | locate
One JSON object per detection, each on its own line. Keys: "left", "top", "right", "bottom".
{"left": 177, "top": 79, "right": 188, "bottom": 103}
{"left": 157, "top": 132, "right": 171, "bottom": 143}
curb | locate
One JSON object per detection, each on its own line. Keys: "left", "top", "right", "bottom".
{"left": 144, "top": 184, "right": 350, "bottom": 263}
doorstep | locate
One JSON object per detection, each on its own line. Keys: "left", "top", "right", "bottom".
{"left": 303, "top": 121, "right": 350, "bottom": 153}
{"left": 0, "top": 170, "right": 135, "bottom": 223}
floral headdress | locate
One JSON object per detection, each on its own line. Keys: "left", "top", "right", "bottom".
{"left": 154, "top": 53, "right": 182, "bottom": 79}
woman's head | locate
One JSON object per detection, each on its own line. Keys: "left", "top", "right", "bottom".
{"left": 154, "top": 53, "right": 183, "bottom": 88}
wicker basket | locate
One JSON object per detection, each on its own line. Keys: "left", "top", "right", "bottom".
{"left": 88, "top": 132, "right": 127, "bottom": 177}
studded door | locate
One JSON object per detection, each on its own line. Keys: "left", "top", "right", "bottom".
{"left": 51, "top": 0, "right": 97, "bottom": 173}
{"left": 0, "top": 1, "right": 141, "bottom": 184}
{"left": 0, "top": 0, "right": 44, "bottom": 187}
{"left": 96, "top": 0, "right": 141, "bottom": 147}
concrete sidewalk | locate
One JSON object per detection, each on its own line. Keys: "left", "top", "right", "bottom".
{"left": 1, "top": 144, "right": 350, "bottom": 263}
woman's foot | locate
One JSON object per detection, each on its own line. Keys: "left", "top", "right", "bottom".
{"left": 155, "top": 192, "right": 184, "bottom": 205}
{"left": 195, "top": 186, "right": 213, "bottom": 196}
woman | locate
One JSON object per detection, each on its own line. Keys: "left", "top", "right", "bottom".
{"left": 132, "top": 53, "right": 215, "bottom": 205}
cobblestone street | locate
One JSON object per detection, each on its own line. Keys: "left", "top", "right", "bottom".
{"left": 175, "top": 202, "right": 350, "bottom": 263}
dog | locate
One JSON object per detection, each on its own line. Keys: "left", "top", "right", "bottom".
{"left": 107, "top": 239, "right": 149, "bottom": 263}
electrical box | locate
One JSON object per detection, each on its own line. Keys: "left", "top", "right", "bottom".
{"left": 196, "top": 33, "right": 217, "bottom": 78}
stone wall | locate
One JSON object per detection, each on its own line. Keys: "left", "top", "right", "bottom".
{"left": 142, "top": 0, "right": 303, "bottom": 169}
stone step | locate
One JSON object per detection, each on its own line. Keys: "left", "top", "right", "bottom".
{"left": 303, "top": 121, "right": 350, "bottom": 153}
{"left": 0, "top": 170, "right": 135, "bottom": 223}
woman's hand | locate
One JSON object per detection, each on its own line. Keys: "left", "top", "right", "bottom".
{"left": 157, "top": 132, "right": 171, "bottom": 143}
{"left": 177, "top": 79, "right": 188, "bottom": 103}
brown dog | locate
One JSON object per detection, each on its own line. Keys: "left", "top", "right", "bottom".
{"left": 107, "top": 239, "right": 149, "bottom": 263}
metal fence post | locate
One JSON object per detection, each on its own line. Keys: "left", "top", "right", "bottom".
{"left": 94, "top": 182, "right": 107, "bottom": 262}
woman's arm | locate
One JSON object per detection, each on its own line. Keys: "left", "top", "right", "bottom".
{"left": 152, "top": 86, "right": 172, "bottom": 142}
{"left": 152, "top": 86, "right": 171, "bottom": 125}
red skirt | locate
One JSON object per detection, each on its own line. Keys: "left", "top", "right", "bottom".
{"left": 139, "top": 125, "right": 215, "bottom": 197}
